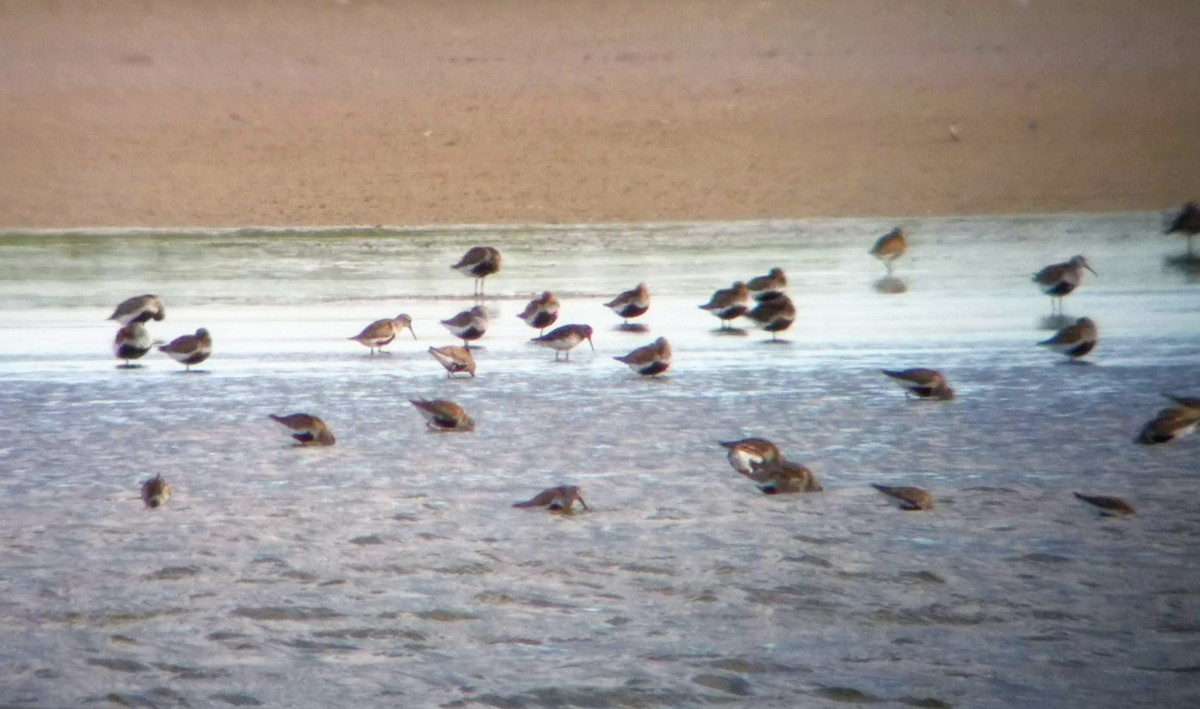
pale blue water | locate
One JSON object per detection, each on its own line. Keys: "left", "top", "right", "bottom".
{"left": 0, "top": 214, "right": 1198, "bottom": 708}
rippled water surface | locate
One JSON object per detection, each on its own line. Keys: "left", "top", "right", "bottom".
{"left": 1, "top": 215, "right": 1198, "bottom": 708}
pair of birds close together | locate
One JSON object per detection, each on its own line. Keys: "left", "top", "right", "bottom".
{"left": 698, "top": 268, "right": 795, "bottom": 338}
{"left": 109, "top": 294, "right": 212, "bottom": 371}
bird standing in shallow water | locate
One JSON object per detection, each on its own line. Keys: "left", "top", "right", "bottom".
{"left": 746, "top": 268, "right": 787, "bottom": 298}
{"left": 269, "top": 413, "right": 336, "bottom": 446}
{"left": 1135, "top": 406, "right": 1200, "bottom": 445}
{"left": 1038, "top": 317, "right": 1098, "bottom": 362}
{"left": 1032, "top": 255, "right": 1096, "bottom": 315}
{"left": 698, "top": 281, "right": 750, "bottom": 329}
{"left": 516, "top": 291, "right": 560, "bottom": 334}
{"left": 348, "top": 314, "right": 416, "bottom": 355}
{"left": 745, "top": 293, "right": 796, "bottom": 341}
{"left": 1166, "top": 201, "right": 1200, "bottom": 257}
{"left": 113, "top": 322, "right": 152, "bottom": 367}
{"left": 141, "top": 474, "right": 171, "bottom": 508}
{"left": 748, "top": 459, "right": 823, "bottom": 495}
{"left": 452, "top": 246, "right": 502, "bottom": 298}
{"left": 410, "top": 399, "right": 475, "bottom": 432}
{"left": 531, "top": 324, "right": 594, "bottom": 361}
{"left": 613, "top": 337, "right": 671, "bottom": 376}
{"left": 719, "top": 438, "right": 783, "bottom": 477}
{"left": 109, "top": 294, "right": 165, "bottom": 326}
{"left": 428, "top": 345, "right": 476, "bottom": 378}
{"left": 441, "top": 305, "right": 490, "bottom": 348}
{"left": 159, "top": 328, "right": 212, "bottom": 371}
{"left": 513, "top": 485, "right": 589, "bottom": 512}
{"left": 604, "top": 283, "right": 650, "bottom": 325}
{"left": 882, "top": 368, "right": 955, "bottom": 401}
{"left": 1074, "top": 492, "right": 1135, "bottom": 517}
{"left": 869, "top": 227, "right": 908, "bottom": 275}
{"left": 872, "top": 484, "right": 934, "bottom": 510}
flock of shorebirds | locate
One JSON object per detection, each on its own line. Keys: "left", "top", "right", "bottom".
{"left": 123, "top": 205, "right": 1200, "bottom": 516}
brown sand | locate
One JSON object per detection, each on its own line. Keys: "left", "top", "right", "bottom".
{"left": 1, "top": 0, "right": 1198, "bottom": 228}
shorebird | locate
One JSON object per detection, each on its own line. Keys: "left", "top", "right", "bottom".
{"left": 882, "top": 368, "right": 956, "bottom": 401}
{"left": 1165, "top": 201, "right": 1200, "bottom": 257}
{"left": 141, "top": 474, "right": 171, "bottom": 508}
{"left": 516, "top": 291, "right": 560, "bottom": 334}
{"left": 1037, "top": 317, "right": 1098, "bottom": 362}
{"left": 1162, "top": 393, "right": 1200, "bottom": 411}
{"left": 1135, "top": 406, "right": 1200, "bottom": 445}
{"left": 428, "top": 345, "right": 476, "bottom": 378}
{"left": 869, "top": 227, "right": 908, "bottom": 275}
{"left": 530, "top": 323, "right": 594, "bottom": 361}
{"left": 108, "top": 294, "right": 165, "bottom": 326}
{"left": 1032, "top": 255, "right": 1096, "bottom": 315}
{"left": 746, "top": 267, "right": 787, "bottom": 298}
{"left": 348, "top": 314, "right": 416, "bottom": 355}
{"left": 452, "top": 246, "right": 502, "bottom": 298}
{"left": 441, "top": 305, "right": 490, "bottom": 348}
{"left": 604, "top": 283, "right": 650, "bottom": 324}
{"left": 718, "top": 438, "right": 783, "bottom": 477}
{"left": 613, "top": 337, "right": 672, "bottom": 376}
{"left": 113, "top": 322, "right": 152, "bottom": 367}
{"left": 513, "top": 485, "right": 590, "bottom": 512}
{"left": 269, "top": 413, "right": 336, "bottom": 446}
{"left": 1073, "top": 492, "right": 1135, "bottom": 517}
{"left": 745, "top": 292, "right": 796, "bottom": 340}
{"left": 747, "top": 459, "right": 823, "bottom": 495}
{"left": 410, "top": 399, "right": 475, "bottom": 432}
{"left": 872, "top": 484, "right": 934, "bottom": 511}
{"left": 158, "top": 328, "right": 212, "bottom": 371}
{"left": 698, "top": 281, "right": 750, "bottom": 329}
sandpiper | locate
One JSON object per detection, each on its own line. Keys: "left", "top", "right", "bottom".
{"left": 745, "top": 292, "right": 796, "bottom": 340}
{"left": 516, "top": 291, "right": 560, "bottom": 334}
{"left": 452, "top": 246, "right": 502, "bottom": 297}
{"left": 1032, "top": 255, "right": 1096, "bottom": 315}
{"left": 746, "top": 267, "right": 787, "bottom": 298}
{"left": 109, "top": 294, "right": 165, "bottom": 326}
{"left": 513, "top": 485, "right": 589, "bottom": 512}
{"left": 428, "top": 345, "right": 476, "bottom": 378}
{"left": 869, "top": 227, "right": 908, "bottom": 275}
{"left": 1166, "top": 201, "right": 1200, "bottom": 257}
{"left": 410, "top": 399, "right": 475, "bottom": 432}
{"left": 698, "top": 281, "right": 750, "bottom": 329}
{"left": 269, "top": 413, "right": 336, "bottom": 446}
{"left": 441, "top": 305, "right": 490, "bottom": 347}
{"left": 158, "top": 328, "right": 212, "bottom": 371}
{"left": 718, "top": 438, "right": 783, "bottom": 477}
{"left": 748, "top": 459, "right": 823, "bottom": 495}
{"left": 531, "top": 323, "right": 594, "bottom": 361}
{"left": 1037, "top": 316, "right": 1098, "bottom": 362}
{"left": 1135, "top": 406, "right": 1200, "bottom": 445}
{"left": 141, "top": 474, "right": 171, "bottom": 508}
{"left": 604, "top": 283, "right": 650, "bottom": 324}
{"left": 1073, "top": 492, "right": 1135, "bottom": 516}
{"left": 882, "top": 368, "right": 955, "bottom": 401}
{"left": 872, "top": 484, "right": 934, "bottom": 511}
{"left": 113, "top": 322, "right": 152, "bottom": 367}
{"left": 613, "top": 337, "right": 672, "bottom": 377}
{"left": 348, "top": 314, "right": 416, "bottom": 355}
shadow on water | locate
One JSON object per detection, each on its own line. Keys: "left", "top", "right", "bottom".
{"left": 1163, "top": 254, "right": 1200, "bottom": 283}
{"left": 872, "top": 277, "right": 908, "bottom": 295}
{"left": 613, "top": 323, "right": 650, "bottom": 334}
{"left": 711, "top": 327, "right": 750, "bottom": 337}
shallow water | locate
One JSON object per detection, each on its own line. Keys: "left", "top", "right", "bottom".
{"left": 1, "top": 214, "right": 1198, "bottom": 708}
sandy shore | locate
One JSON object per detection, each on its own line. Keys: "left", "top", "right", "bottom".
{"left": 1, "top": 0, "right": 1198, "bottom": 228}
